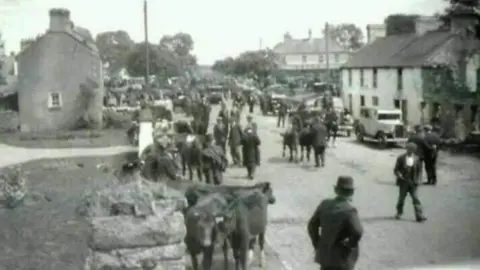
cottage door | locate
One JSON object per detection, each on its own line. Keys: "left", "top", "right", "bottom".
{"left": 401, "top": 99, "right": 408, "bottom": 124}
{"left": 348, "top": 94, "right": 353, "bottom": 113}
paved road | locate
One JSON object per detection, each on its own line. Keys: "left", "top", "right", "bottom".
{"left": 239, "top": 107, "right": 480, "bottom": 270}
{"left": 1, "top": 105, "right": 479, "bottom": 270}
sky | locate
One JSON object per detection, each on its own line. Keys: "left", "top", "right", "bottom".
{"left": 0, "top": 0, "right": 448, "bottom": 65}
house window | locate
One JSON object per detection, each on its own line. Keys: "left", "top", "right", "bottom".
{"left": 334, "top": 53, "right": 340, "bottom": 62}
{"left": 48, "top": 92, "right": 62, "bottom": 108}
{"left": 360, "top": 69, "right": 364, "bottom": 87}
{"left": 302, "top": 55, "right": 307, "bottom": 63}
{"left": 394, "top": 99, "right": 400, "bottom": 109}
{"left": 348, "top": 69, "right": 352, "bottom": 86}
{"left": 318, "top": 54, "right": 324, "bottom": 63}
{"left": 372, "top": 68, "right": 378, "bottom": 88}
{"left": 470, "top": 105, "right": 478, "bottom": 124}
{"left": 476, "top": 68, "right": 480, "bottom": 91}
{"left": 360, "top": 95, "right": 365, "bottom": 106}
{"left": 397, "top": 68, "right": 403, "bottom": 90}
{"left": 454, "top": 104, "right": 464, "bottom": 118}
{"left": 372, "top": 96, "right": 379, "bottom": 106}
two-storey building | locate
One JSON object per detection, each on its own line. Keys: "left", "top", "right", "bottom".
{"left": 272, "top": 29, "right": 350, "bottom": 83}
{"left": 340, "top": 9, "right": 480, "bottom": 137}
{"left": 16, "top": 8, "right": 104, "bottom": 132}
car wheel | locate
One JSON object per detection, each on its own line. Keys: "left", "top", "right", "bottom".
{"left": 378, "top": 133, "right": 388, "bottom": 149}
{"left": 355, "top": 129, "right": 364, "bottom": 142}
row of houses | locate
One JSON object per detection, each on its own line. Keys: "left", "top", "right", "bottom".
{"left": 273, "top": 5, "right": 480, "bottom": 136}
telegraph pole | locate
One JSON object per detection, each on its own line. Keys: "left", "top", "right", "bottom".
{"left": 324, "top": 22, "right": 330, "bottom": 83}
{"left": 143, "top": 0, "right": 150, "bottom": 94}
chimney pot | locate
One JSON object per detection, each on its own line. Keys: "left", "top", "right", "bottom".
{"left": 49, "top": 8, "right": 72, "bottom": 32}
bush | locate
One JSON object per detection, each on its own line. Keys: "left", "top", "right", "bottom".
{"left": 103, "top": 109, "right": 132, "bottom": 129}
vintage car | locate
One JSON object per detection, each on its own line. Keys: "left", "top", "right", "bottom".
{"left": 205, "top": 85, "right": 224, "bottom": 104}
{"left": 355, "top": 107, "right": 409, "bottom": 148}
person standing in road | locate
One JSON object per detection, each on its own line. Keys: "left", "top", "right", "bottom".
{"left": 277, "top": 101, "right": 288, "bottom": 128}
{"left": 311, "top": 116, "right": 328, "bottom": 167}
{"left": 246, "top": 114, "right": 258, "bottom": 134}
{"left": 241, "top": 127, "right": 261, "bottom": 180}
{"left": 307, "top": 176, "right": 363, "bottom": 270}
{"left": 394, "top": 142, "right": 427, "bottom": 222}
{"left": 407, "top": 125, "right": 432, "bottom": 182}
{"left": 228, "top": 118, "right": 243, "bottom": 166}
{"left": 213, "top": 117, "right": 227, "bottom": 152}
{"left": 248, "top": 93, "right": 255, "bottom": 113}
{"left": 201, "top": 134, "right": 227, "bottom": 185}
{"left": 325, "top": 107, "right": 339, "bottom": 147}
{"left": 424, "top": 125, "right": 441, "bottom": 185}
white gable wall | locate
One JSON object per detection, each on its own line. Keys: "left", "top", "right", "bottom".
{"left": 341, "top": 67, "right": 424, "bottom": 125}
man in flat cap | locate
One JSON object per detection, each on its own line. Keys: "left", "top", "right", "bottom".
{"left": 394, "top": 142, "right": 427, "bottom": 222}
{"left": 307, "top": 176, "right": 363, "bottom": 270}
{"left": 424, "top": 125, "right": 441, "bottom": 185}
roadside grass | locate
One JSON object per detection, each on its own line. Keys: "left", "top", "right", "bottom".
{"left": 0, "top": 129, "right": 130, "bottom": 148}
{"left": 0, "top": 154, "right": 130, "bottom": 270}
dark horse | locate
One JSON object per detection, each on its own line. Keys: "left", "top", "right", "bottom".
{"left": 299, "top": 124, "right": 315, "bottom": 162}
{"left": 282, "top": 128, "right": 299, "bottom": 162}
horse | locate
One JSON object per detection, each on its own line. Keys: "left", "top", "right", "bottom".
{"left": 282, "top": 127, "right": 299, "bottom": 162}
{"left": 299, "top": 124, "right": 315, "bottom": 162}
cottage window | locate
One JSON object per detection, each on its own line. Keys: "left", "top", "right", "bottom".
{"left": 48, "top": 92, "right": 62, "bottom": 109}
{"left": 360, "top": 95, "right": 365, "bottom": 106}
{"left": 476, "top": 68, "right": 480, "bottom": 92}
{"left": 360, "top": 69, "right": 364, "bottom": 87}
{"left": 302, "top": 55, "right": 307, "bottom": 63}
{"left": 348, "top": 69, "right": 352, "bottom": 86}
{"left": 318, "top": 54, "right": 324, "bottom": 63}
{"left": 334, "top": 53, "right": 340, "bottom": 62}
{"left": 372, "top": 68, "right": 378, "bottom": 88}
{"left": 372, "top": 96, "right": 379, "bottom": 106}
{"left": 470, "top": 105, "right": 478, "bottom": 124}
{"left": 397, "top": 68, "right": 403, "bottom": 90}
{"left": 394, "top": 99, "right": 400, "bottom": 109}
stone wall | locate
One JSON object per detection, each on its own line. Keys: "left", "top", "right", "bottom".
{"left": 78, "top": 175, "right": 187, "bottom": 270}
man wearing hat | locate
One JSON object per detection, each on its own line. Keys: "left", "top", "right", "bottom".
{"left": 311, "top": 115, "right": 328, "bottom": 167}
{"left": 213, "top": 117, "right": 228, "bottom": 152}
{"left": 407, "top": 125, "right": 433, "bottom": 182}
{"left": 246, "top": 114, "right": 258, "bottom": 134}
{"left": 424, "top": 125, "right": 441, "bottom": 185}
{"left": 307, "top": 176, "right": 363, "bottom": 270}
{"left": 394, "top": 142, "right": 427, "bottom": 222}
{"left": 201, "top": 134, "right": 227, "bottom": 185}
{"left": 241, "top": 127, "right": 261, "bottom": 180}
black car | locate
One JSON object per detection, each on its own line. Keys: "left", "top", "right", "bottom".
{"left": 206, "top": 85, "right": 224, "bottom": 104}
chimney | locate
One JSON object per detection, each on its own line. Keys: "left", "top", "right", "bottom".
{"left": 366, "top": 24, "right": 386, "bottom": 43}
{"left": 414, "top": 16, "right": 442, "bottom": 35}
{"left": 283, "top": 32, "right": 292, "bottom": 42}
{"left": 308, "top": 28, "right": 312, "bottom": 39}
{"left": 448, "top": 4, "right": 479, "bottom": 37}
{"left": 49, "top": 8, "right": 72, "bottom": 32}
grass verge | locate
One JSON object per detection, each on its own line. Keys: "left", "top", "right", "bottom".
{"left": 0, "top": 153, "right": 132, "bottom": 270}
{"left": 0, "top": 129, "right": 129, "bottom": 148}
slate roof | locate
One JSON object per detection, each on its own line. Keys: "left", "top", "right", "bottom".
{"left": 341, "top": 30, "right": 470, "bottom": 68}
{"left": 273, "top": 38, "right": 345, "bottom": 54}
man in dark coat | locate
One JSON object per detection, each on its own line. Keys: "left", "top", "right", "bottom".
{"left": 424, "top": 125, "right": 441, "bottom": 185}
{"left": 277, "top": 101, "right": 288, "bottom": 128}
{"left": 394, "top": 142, "right": 427, "bottom": 222}
{"left": 213, "top": 117, "right": 227, "bottom": 152}
{"left": 248, "top": 94, "right": 255, "bottom": 113}
{"left": 218, "top": 102, "right": 230, "bottom": 134}
{"left": 228, "top": 118, "right": 243, "bottom": 166}
{"left": 407, "top": 125, "right": 431, "bottom": 182}
{"left": 246, "top": 114, "right": 258, "bottom": 134}
{"left": 241, "top": 128, "right": 261, "bottom": 180}
{"left": 324, "top": 108, "right": 339, "bottom": 147}
{"left": 311, "top": 116, "right": 328, "bottom": 167}
{"left": 201, "top": 134, "right": 227, "bottom": 185}
{"left": 140, "top": 134, "right": 181, "bottom": 182}
{"left": 307, "top": 176, "right": 363, "bottom": 270}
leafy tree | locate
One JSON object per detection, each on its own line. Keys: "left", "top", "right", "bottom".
{"left": 95, "top": 30, "right": 135, "bottom": 72}
{"left": 436, "top": 0, "right": 479, "bottom": 27}
{"left": 159, "top": 32, "right": 197, "bottom": 68}
{"left": 384, "top": 14, "right": 420, "bottom": 36}
{"left": 125, "top": 42, "right": 181, "bottom": 79}
{"left": 213, "top": 50, "right": 278, "bottom": 89}
{"left": 323, "top": 23, "right": 364, "bottom": 51}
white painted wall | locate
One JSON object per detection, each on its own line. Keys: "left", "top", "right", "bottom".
{"left": 279, "top": 52, "right": 350, "bottom": 70}
{"left": 341, "top": 67, "right": 424, "bottom": 125}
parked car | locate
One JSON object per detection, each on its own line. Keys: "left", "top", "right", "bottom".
{"left": 355, "top": 107, "right": 409, "bottom": 148}
{"left": 205, "top": 85, "right": 224, "bottom": 104}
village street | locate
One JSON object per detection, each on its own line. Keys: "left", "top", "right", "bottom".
{"left": 222, "top": 106, "right": 480, "bottom": 270}
{"left": 0, "top": 106, "right": 479, "bottom": 270}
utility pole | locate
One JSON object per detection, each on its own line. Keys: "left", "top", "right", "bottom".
{"left": 143, "top": 0, "right": 150, "bottom": 95}
{"left": 324, "top": 22, "right": 330, "bottom": 83}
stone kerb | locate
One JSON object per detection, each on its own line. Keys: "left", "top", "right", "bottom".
{"left": 79, "top": 172, "right": 188, "bottom": 270}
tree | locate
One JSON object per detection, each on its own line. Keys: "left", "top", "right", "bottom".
{"left": 125, "top": 42, "right": 181, "bottom": 79}
{"left": 323, "top": 23, "right": 364, "bottom": 51}
{"left": 213, "top": 50, "right": 278, "bottom": 89}
{"left": 436, "top": 0, "right": 479, "bottom": 27}
{"left": 384, "top": 14, "right": 420, "bottom": 36}
{"left": 159, "top": 32, "right": 197, "bottom": 68}
{"left": 95, "top": 30, "right": 135, "bottom": 72}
